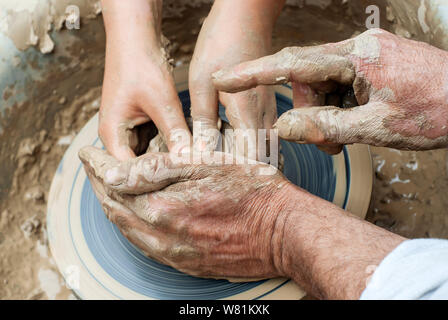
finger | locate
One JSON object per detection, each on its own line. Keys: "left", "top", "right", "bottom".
{"left": 140, "top": 82, "right": 192, "bottom": 154}
{"left": 84, "top": 164, "right": 109, "bottom": 203}
{"left": 79, "top": 146, "right": 183, "bottom": 194}
{"left": 273, "top": 102, "right": 393, "bottom": 146}
{"left": 212, "top": 46, "right": 355, "bottom": 93}
{"left": 99, "top": 115, "right": 139, "bottom": 161}
{"left": 191, "top": 116, "right": 222, "bottom": 153}
{"left": 80, "top": 146, "right": 121, "bottom": 185}
{"left": 101, "top": 195, "right": 136, "bottom": 231}
{"left": 316, "top": 144, "right": 344, "bottom": 155}
{"left": 81, "top": 152, "right": 194, "bottom": 264}
{"left": 83, "top": 167, "right": 141, "bottom": 232}
{"left": 223, "top": 87, "right": 277, "bottom": 130}
{"left": 99, "top": 191, "right": 183, "bottom": 263}
{"left": 220, "top": 86, "right": 277, "bottom": 159}
{"left": 292, "top": 83, "right": 343, "bottom": 155}
{"left": 79, "top": 146, "right": 237, "bottom": 195}
{"left": 85, "top": 168, "right": 171, "bottom": 247}
{"left": 189, "top": 62, "right": 221, "bottom": 152}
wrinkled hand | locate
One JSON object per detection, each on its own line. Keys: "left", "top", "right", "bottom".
{"left": 213, "top": 29, "right": 448, "bottom": 152}
{"left": 189, "top": 0, "right": 284, "bottom": 156}
{"left": 100, "top": 0, "right": 191, "bottom": 161}
{"left": 79, "top": 146, "right": 291, "bottom": 281}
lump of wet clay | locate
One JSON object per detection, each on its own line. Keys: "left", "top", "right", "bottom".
{"left": 24, "top": 186, "right": 45, "bottom": 202}
{"left": 143, "top": 118, "right": 234, "bottom": 155}
{"left": 140, "top": 118, "right": 283, "bottom": 172}
{"left": 20, "top": 215, "right": 41, "bottom": 239}
{"left": 147, "top": 134, "right": 169, "bottom": 153}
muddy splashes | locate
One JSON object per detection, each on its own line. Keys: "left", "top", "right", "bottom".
{"left": 0, "top": 0, "right": 101, "bottom": 54}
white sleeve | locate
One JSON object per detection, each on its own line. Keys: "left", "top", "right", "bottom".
{"left": 361, "top": 239, "right": 448, "bottom": 300}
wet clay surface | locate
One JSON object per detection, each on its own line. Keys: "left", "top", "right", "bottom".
{"left": 1, "top": 1, "right": 448, "bottom": 299}
{"left": 0, "top": 87, "right": 101, "bottom": 299}
{"left": 367, "top": 147, "right": 448, "bottom": 239}
{"left": 0, "top": 18, "right": 105, "bottom": 299}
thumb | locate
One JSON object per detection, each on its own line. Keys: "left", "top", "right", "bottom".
{"left": 291, "top": 82, "right": 342, "bottom": 155}
{"left": 79, "top": 146, "right": 185, "bottom": 195}
{"left": 274, "top": 102, "right": 392, "bottom": 147}
{"left": 99, "top": 118, "right": 138, "bottom": 161}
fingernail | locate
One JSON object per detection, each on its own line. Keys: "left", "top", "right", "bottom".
{"left": 275, "top": 76, "right": 288, "bottom": 84}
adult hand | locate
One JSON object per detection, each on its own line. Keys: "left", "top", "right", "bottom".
{"left": 79, "top": 145, "right": 405, "bottom": 299}
{"left": 100, "top": 0, "right": 191, "bottom": 161}
{"left": 213, "top": 29, "right": 448, "bottom": 152}
{"left": 189, "top": 0, "right": 284, "bottom": 157}
{"left": 79, "top": 146, "right": 289, "bottom": 281}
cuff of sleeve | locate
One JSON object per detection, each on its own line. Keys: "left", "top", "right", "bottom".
{"left": 361, "top": 239, "right": 448, "bottom": 300}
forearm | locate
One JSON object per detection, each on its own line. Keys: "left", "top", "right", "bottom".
{"left": 101, "top": 0, "right": 163, "bottom": 53}
{"left": 273, "top": 183, "right": 406, "bottom": 300}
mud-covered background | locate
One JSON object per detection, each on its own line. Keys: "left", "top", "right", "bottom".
{"left": 0, "top": 0, "right": 448, "bottom": 299}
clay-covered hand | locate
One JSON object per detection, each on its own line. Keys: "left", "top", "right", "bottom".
{"left": 189, "top": 0, "right": 284, "bottom": 155}
{"left": 213, "top": 29, "right": 448, "bottom": 152}
{"left": 78, "top": 145, "right": 290, "bottom": 281}
{"left": 99, "top": 0, "right": 191, "bottom": 161}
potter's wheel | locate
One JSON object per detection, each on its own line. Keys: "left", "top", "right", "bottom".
{"left": 47, "top": 66, "right": 373, "bottom": 300}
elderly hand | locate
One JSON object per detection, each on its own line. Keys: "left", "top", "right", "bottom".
{"left": 213, "top": 29, "right": 448, "bottom": 152}
{"left": 189, "top": 0, "right": 284, "bottom": 156}
{"left": 79, "top": 146, "right": 291, "bottom": 281}
{"left": 99, "top": 0, "right": 191, "bottom": 161}
{"left": 79, "top": 145, "right": 406, "bottom": 299}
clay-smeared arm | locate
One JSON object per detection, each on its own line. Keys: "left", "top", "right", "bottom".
{"left": 100, "top": 0, "right": 191, "bottom": 160}
{"left": 79, "top": 146, "right": 406, "bottom": 299}
{"left": 213, "top": 29, "right": 448, "bottom": 152}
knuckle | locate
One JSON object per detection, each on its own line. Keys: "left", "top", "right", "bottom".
{"left": 286, "top": 45, "right": 303, "bottom": 56}
{"left": 141, "top": 233, "right": 169, "bottom": 257}
{"left": 189, "top": 67, "right": 213, "bottom": 89}
{"left": 101, "top": 203, "right": 113, "bottom": 221}
{"left": 167, "top": 244, "right": 198, "bottom": 263}
{"left": 145, "top": 210, "right": 166, "bottom": 228}
{"left": 173, "top": 216, "right": 190, "bottom": 234}
{"left": 104, "top": 164, "right": 127, "bottom": 187}
{"left": 157, "top": 243, "right": 171, "bottom": 257}
{"left": 316, "top": 108, "right": 342, "bottom": 143}
{"left": 279, "top": 46, "right": 298, "bottom": 58}
{"left": 141, "top": 156, "right": 162, "bottom": 183}
{"left": 112, "top": 215, "right": 130, "bottom": 231}
{"left": 166, "top": 246, "right": 184, "bottom": 262}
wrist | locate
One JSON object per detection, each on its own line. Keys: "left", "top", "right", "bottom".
{"left": 215, "top": 0, "right": 284, "bottom": 25}
{"left": 269, "top": 182, "right": 301, "bottom": 278}
{"left": 213, "top": 0, "right": 284, "bottom": 34}
{"left": 102, "top": 0, "right": 163, "bottom": 52}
